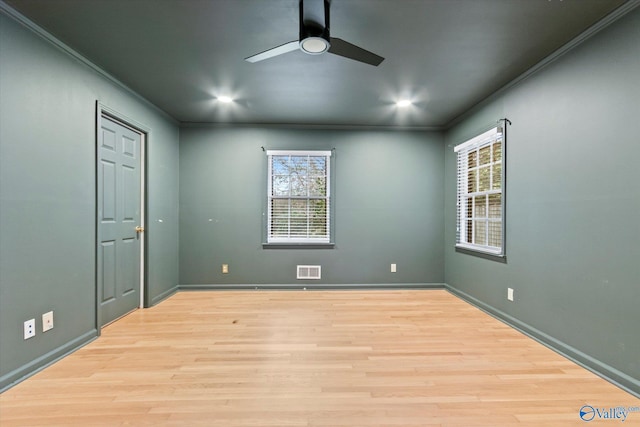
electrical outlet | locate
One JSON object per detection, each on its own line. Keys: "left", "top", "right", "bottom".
{"left": 222, "top": 264, "right": 229, "bottom": 274}
{"left": 391, "top": 263, "right": 397, "bottom": 273}
{"left": 507, "top": 288, "right": 514, "bottom": 302}
{"left": 24, "top": 319, "right": 36, "bottom": 340}
{"left": 42, "top": 311, "right": 54, "bottom": 332}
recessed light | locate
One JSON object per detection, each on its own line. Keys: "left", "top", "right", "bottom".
{"left": 217, "top": 95, "right": 234, "bottom": 103}
{"left": 396, "top": 99, "right": 412, "bottom": 107}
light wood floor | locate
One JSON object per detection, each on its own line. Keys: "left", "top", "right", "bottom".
{"left": 1, "top": 290, "right": 638, "bottom": 426}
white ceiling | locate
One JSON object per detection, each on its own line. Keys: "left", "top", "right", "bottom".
{"left": 4, "top": 0, "right": 631, "bottom": 127}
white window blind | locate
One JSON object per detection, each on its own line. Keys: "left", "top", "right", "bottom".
{"left": 455, "top": 127, "right": 504, "bottom": 255}
{"left": 267, "top": 150, "right": 331, "bottom": 244}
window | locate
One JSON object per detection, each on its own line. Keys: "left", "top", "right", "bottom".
{"left": 267, "top": 150, "right": 331, "bottom": 244}
{"left": 455, "top": 127, "right": 504, "bottom": 256}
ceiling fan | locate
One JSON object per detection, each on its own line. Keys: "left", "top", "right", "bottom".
{"left": 245, "top": 0, "right": 384, "bottom": 66}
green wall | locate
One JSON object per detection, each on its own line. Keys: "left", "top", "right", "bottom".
{"left": 444, "top": 7, "right": 640, "bottom": 395}
{"left": 0, "top": 10, "right": 180, "bottom": 390}
{"left": 179, "top": 127, "right": 444, "bottom": 287}
{"left": 2, "top": 0, "right": 639, "bottom": 398}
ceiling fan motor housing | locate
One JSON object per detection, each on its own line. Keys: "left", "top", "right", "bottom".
{"left": 244, "top": 0, "right": 383, "bottom": 66}
{"left": 299, "top": 0, "right": 331, "bottom": 54}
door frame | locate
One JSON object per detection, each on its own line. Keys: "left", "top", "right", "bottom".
{"left": 95, "top": 102, "right": 149, "bottom": 332}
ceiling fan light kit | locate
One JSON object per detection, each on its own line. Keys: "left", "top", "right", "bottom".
{"left": 245, "top": 0, "right": 384, "bottom": 66}
{"left": 300, "top": 37, "right": 330, "bottom": 54}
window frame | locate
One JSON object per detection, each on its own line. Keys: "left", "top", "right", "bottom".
{"left": 266, "top": 150, "right": 332, "bottom": 245}
{"left": 454, "top": 127, "right": 506, "bottom": 258}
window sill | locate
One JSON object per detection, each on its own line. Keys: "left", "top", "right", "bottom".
{"left": 263, "top": 242, "right": 335, "bottom": 249}
{"left": 455, "top": 245, "right": 506, "bottom": 263}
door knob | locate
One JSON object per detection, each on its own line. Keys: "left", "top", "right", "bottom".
{"left": 135, "top": 226, "right": 144, "bottom": 233}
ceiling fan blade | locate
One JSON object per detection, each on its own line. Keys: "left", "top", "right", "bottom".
{"left": 245, "top": 40, "right": 300, "bottom": 63}
{"left": 328, "top": 37, "right": 384, "bottom": 66}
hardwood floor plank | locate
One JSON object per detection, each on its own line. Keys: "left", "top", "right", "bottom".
{"left": 1, "top": 290, "right": 637, "bottom": 426}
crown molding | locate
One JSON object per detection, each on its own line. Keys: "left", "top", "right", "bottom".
{"left": 446, "top": 0, "right": 640, "bottom": 130}
{"left": 179, "top": 121, "right": 444, "bottom": 132}
{"left": 0, "top": 0, "right": 178, "bottom": 125}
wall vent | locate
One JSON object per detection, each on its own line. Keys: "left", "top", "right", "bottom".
{"left": 297, "top": 265, "right": 321, "bottom": 280}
